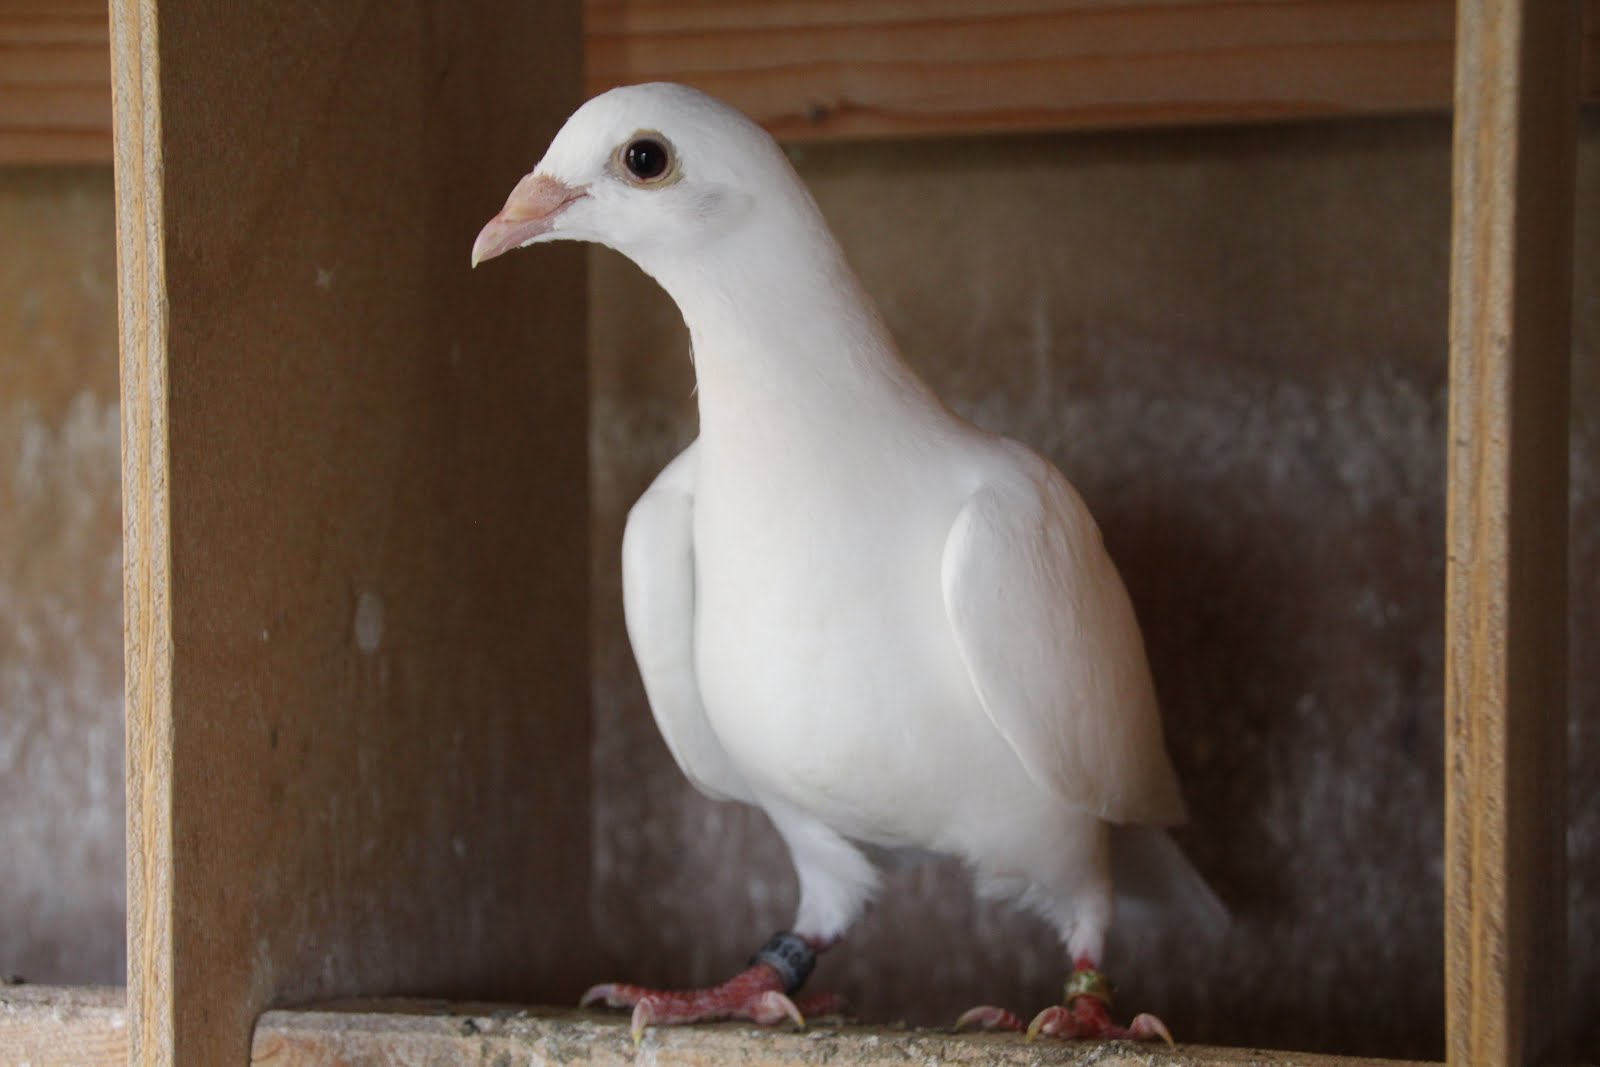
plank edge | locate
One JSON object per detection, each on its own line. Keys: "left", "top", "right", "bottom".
{"left": 251, "top": 1002, "right": 1437, "bottom": 1067}
{"left": 0, "top": 985, "right": 128, "bottom": 1067}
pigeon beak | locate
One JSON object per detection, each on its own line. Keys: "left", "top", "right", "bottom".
{"left": 471, "top": 173, "right": 587, "bottom": 267}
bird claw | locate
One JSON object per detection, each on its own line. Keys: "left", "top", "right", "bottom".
{"left": 1025, "top": 1005, "right": 1073, "bottom": 1041}
{"left": 953, "top": 1005, "right": 1024, "bottom": 1032}
{"left": 752, "top": 990, "right": 806, "bottom": 1029}
{"left": 579, "top": 983, "right": 623, "bottom": 1009}
{"left": 582, "top": 964, "right": 823, "bottom": 1044}
{"left": 630, "top": 1000, "right": 653, "bottom": 1045}
{"left": 1129, "top": 1012, "right": 1175, "bottom": 1046}
{"left": 963, "top": 965, "right": 1174, "bottom": 1045}
{"left": 625, "top": 989, "right": 804, "bottom": 1043}
{"left": 1020, "top": 1003, "right": 1173, "bottom": 1043}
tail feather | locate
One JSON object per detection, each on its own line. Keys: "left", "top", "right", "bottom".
{"left": 1110, "top": 825, "right": 1229, "bottom": 938}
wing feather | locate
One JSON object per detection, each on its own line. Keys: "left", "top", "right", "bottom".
{"left": 940, "top": 453, "right": 1184, "bottom": 825}
{"left": 622, "top": 441, "right": 753, "bottom": 804}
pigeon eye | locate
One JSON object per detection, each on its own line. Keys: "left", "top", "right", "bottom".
{"left": 622, "top": 137, "right": 672, "bottom": 183}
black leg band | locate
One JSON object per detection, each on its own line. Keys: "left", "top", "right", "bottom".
{"left": 749, "top": 931, "right": 816, "bottom": 994}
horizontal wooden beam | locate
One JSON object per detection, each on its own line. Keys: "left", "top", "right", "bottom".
{"left": 588, "top": 0, "right": 1600, "bottom": 141}
{"left": 5, "top": 1, "right": 1599, "bottom": 162}
{"left": 0, "top": 985, "right": 127, "bottom": 1067}
{"left": 251, "top": 1002, "right": 1433, "bottom": 1067}
{"left": 0, "top": 1, "right": 113, "bottom": 163}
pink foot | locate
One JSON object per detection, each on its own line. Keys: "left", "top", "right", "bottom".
{"left": 1024, "top": 1000, "right": 1172, "bottom": 1043}
{"left": 952, "top": 1004, "right": 1026, "bottom": 1032}
{"left": 953, "top": 964, "right": 1173, "bottom": 1045}
{"left": 580, "top": 934, "right": 843, "bottom": 1043}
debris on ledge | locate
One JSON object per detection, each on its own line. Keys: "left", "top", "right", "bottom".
{"left": 250, "top": 1001, "right": 1428, "bottom": 1066}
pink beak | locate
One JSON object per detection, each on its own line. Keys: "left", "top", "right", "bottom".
{"left": 471, "top": 173, "right": 587, "bottom": 267}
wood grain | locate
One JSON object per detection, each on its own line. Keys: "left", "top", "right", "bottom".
{"left": 0, "top": 985, "right": 126, "bottom": 1067}
{"left": 1444, "top": 2, "right": 1578, "bottom": 1066}
{"left": 110, "top": 1, "right": 592, "bottom": 1063}
{"left": 0, "top": 0, "right": 112, "bottom": 163}
{"left": 587, "top": 0, "right": 1600, "bottom": 141}
{"left": 109, "top": 1, "right": 174, "bottom": 1063}
{"left": 13, "top": 1, "right": 1600, "bottom": 162}
{"left": 250, "top": 1003, "right": 1435, "bottom": 1067}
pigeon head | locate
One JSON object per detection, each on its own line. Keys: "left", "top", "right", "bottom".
{"left": 472, "top": 82, "right": 810, "bottom": 270}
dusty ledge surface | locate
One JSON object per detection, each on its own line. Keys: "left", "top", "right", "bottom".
{"left": 250, "top": 1001, "right": 1428, "bottom": 1067}
{"left": 0, "top": 984, "right": 127, "bottom": 1066}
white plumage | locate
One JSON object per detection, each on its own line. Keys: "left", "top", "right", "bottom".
{"left": 475, "top": 82, "right": 1221, "bottom": 1030}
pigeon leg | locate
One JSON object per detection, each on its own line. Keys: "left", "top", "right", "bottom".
{"left": 953, "top": 959, "right": 1173, "bottom": 1044}
{"left": 580, "top": 932, "right": 843, "bottom": 1043}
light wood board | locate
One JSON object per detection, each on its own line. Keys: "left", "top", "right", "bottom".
{"left": 0, "top": 1, "right": 111, "bottom": 163}
{"left": 1444, "top": 2, "right": 1579, "bottom": 1066}
{"left": 249, "top": 1002, "right": 1435, "bottom": 1067}
{"left": 0, "top": 985, "right": 126, "bottom": 1067}
{"left": 111, "top": 1, "right": 592, "bottom": 1063}
{"left": 16, "top": 1, "right": 1600, "bottom": 162}
{"left": 587, "top": 0, "right": 1600, "bottom": 140}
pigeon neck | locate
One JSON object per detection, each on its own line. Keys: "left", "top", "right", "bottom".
{"left": 636, "top": 214, "right": 944, "bottom": 438}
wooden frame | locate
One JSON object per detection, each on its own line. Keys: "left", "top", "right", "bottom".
{"left": 587, "top": 0, "right": 1600, "bottom": 140}
{"left": 1444, "top": 2, "right": 1580, "bottom": 1064}
{"left": 109, "top": 0, "right": 592, "bottom": 1062}
{"left": 0, "top": 0, "right": 1582, "bottom": 1064}
{"left": 5, "top": 1, "right": 1599, "bottom": 163}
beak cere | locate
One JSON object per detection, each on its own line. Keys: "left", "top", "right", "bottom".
{"left": 471, "top": 173, "right": 586, "bottom": 267}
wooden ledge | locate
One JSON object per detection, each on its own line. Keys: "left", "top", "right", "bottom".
{"left": 0, "top": 984, "right": 127, "bottom": 1066}
{"left": 250, "top": 1002, "right": 1429, "bottom": 1067}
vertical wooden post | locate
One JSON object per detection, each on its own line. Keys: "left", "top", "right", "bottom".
{"left": 111, "top": 2, "right": 592, "bottom": 1063}
{"left": 109, "top": 3, "right": 174, "bottom": 1062}
{"left": 1445, "top": 3, "right": 1579, "bottom": 1066}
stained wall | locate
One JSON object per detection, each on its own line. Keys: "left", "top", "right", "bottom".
{"left": 0, "top": 167, "right": 124, "bottom": 986}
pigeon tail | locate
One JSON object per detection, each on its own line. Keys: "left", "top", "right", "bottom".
{"left": 1109, "top": 825, "right": 1229, "bottom": 939}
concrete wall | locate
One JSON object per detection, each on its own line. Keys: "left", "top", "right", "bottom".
{"left": 3, "top": 113, "right": 1595, "bottom": 1058}
{"left": 0, "top": 167, "right": 124, "bottom": 985}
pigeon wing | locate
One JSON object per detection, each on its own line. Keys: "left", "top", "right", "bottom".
{"left": 622, "top": 440, "right": 753, "bottom": 804}
{"left": 940, "top": 451, "right": 1184, "bottom": 826}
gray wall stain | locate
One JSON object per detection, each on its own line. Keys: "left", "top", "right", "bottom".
{"left": 0, "top": 167, "right": 125, "bottom": 987}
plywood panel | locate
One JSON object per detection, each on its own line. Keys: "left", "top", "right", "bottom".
{"left": 1444, "top": 2, "right": 1579, "bottom": 1066}
{"left": 111, "top": 1, "right": 592, "bottom": 1063}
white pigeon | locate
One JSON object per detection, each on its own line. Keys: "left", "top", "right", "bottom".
{"left": 474, "top": 82, "right": 1221, "bottom": 1044}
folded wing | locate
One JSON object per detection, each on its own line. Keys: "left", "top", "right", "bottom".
{"left": 941, "top": 451, "right": 1184, "bottom": 826}
{"left": 622, "top": 441, "right": 753, "bottom": 804}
